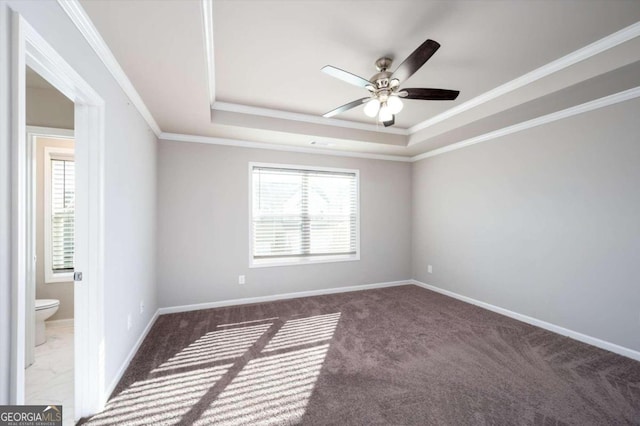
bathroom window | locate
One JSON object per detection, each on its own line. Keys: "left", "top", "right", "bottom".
{"left": 44, "top": 147, "right": 75, "bottom": 283}
{"left": 249, "top": 162, "right": 360, "bottom": 267}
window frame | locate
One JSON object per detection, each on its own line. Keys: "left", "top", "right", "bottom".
{"left": 43, "top": 146, "right": 75, "bottom": 283}
{"left": 248, "top": 162, "right": 361, "bottom": 268}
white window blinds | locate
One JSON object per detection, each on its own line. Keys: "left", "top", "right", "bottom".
{"left": 251, "top": 165, "right": 358, "bottom": 262}
{"left": 50, "top": 158, "right": 75, "bottom": 272}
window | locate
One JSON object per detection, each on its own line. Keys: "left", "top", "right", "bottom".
{"left": 44, "top": 147, "right": 75, "bottom": 282}
{"left": 250, "top": 163, "right": 359, "bottom": 267}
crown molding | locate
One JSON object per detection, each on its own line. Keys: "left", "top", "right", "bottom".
{"left": 410, "top": 86, "right": 640, "bottom": 162}
{"left": 56, "top": 0, "right": 162, "bottom": 136}
{"left": 160, "top": 132, "right": 412, "bottom": 162}
{"left": 201, "top": 0, "right": 215, "bottom": 106}
{"left": 165, "top": 86, "right": 640, "bottom": 163}
{"left": 408, "top": 21, "right": 640, "bottom": 139}
{"left": 212, "top": 101, "right": 410, "bottom": 136}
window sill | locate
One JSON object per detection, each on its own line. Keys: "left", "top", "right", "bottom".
{"left": 45, "top": 272, "right": 73, "bottom": 284}
{"left": 250, "top": 254, "right": 360, "bottom": 268}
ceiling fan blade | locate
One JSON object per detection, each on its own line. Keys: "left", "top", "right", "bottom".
{"left": 399, "top": 88, "right": 460, "bottom": 101}
{"left": 383, "top": 115, "right": 395, "bottom": 127}
{"left": 391, "top": 39, "right": 440, "bottom": 83}
{"left": 321, "top": 65, "right": 372, "bottom": 88}
{"left": 323, "top": 98, "right": 369, "bottom": 118}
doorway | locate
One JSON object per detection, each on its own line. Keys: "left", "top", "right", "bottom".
{"left": 11, "top": 13, "right": 106, "bottom": 421}
{"left": 24, "top": 74, "right": 76, "bottom": 422}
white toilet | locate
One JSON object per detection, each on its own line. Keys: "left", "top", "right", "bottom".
{"left": 35, "top": 299, "right": 60, "bottom": 346}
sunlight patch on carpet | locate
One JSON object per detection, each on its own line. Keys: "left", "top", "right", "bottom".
{"left": 193, "top": 312, "right": 341, "bottom": 425}
{"left": 86, "top": 312, "right": 341, "bottom": 425}
{"left": 88, "top": 365, "right": 232, "bottom": 426}
{"left": 152, "top": 322, "right": 273, "bottom": 372}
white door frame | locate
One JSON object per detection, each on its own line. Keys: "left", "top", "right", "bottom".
{"left": 10, "top": 12, "right": 106, "bottom": 419}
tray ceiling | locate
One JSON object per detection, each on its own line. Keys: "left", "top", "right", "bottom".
{"left": 79, "top": 0, "right": 640, "bottom": 157}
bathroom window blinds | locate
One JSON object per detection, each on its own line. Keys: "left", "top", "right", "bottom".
{"left": 251, "top": 164, "right": 359, "bottom": 265}
{"left": 50, "top": 158, "right": 75, "bottom": 272}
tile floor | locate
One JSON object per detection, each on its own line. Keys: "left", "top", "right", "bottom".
{"left": 25, "top": 321, "right": 74, "bottom": 426}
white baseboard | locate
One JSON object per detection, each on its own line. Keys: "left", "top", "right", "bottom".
{"left": 157, "top": 280, "right": 411, "bottom": 315}
{"left": 104, "top": 309, "right": 160, "bottom": 401}
{"left": 45, "top": 318, "right": 74, "bottom": 328}
{"left": 411, "top": 280, "right": 640, "bottom": 362}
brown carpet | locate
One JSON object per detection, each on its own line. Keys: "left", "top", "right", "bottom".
{"left": 82, "top": 285, "right": 640, "bottom": 425}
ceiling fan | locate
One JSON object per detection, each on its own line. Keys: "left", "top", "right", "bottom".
{"left": 321, "top": 39, "right": 460, "bottom": 127}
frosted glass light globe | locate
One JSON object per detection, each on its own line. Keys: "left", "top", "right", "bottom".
{"left": 378, "top": 104, "right": 393, "bottom": 122}
{"left": 364, "top": 99, "right": 381, "bottom": 117}
{"left": 387, "top": 95, "right": 403, "bottom": 114}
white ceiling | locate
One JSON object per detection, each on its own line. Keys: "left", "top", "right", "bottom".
{"left": 79, "top": 0, "right": 640, "bottom": 157}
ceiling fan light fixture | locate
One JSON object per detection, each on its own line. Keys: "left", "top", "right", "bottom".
{"left": 364, "top": 98, "right": 381, "bottom": 117}
{"left": 387, "top": 95, "right": 403, "bottom": 114}
{"left": 321, "top": 38, "right": 459, "bottom": 127}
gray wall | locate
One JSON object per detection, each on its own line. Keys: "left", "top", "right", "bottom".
{"left": 0, "top": 0, "right": 158, "bottom": 403}
{"left": 412, "top": 97, "right": 640, "bottom": 352}
{"left": 157, "top": 140, "right": 412, "bottom": 307}
{"left": 34, "top": 137, "right": 75, "bottom": 320}
{"left": 26, "top": 86, "right": 74, "bottom": 130}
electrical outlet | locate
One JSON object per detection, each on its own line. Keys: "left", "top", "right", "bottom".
{"left": 238, "top": 275, "right": 246, "bottom": 285}
{"left": 428, "top": 265, "right": 433, "bottom": 274}
{"left": 127, "top": 314, "right": 132, "bottom": 331}
{"left": 139, "top": 300, "right": 144, "bottom": 314}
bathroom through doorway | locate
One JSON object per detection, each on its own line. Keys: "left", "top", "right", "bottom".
{"left": 24, "top": 66, "right": 76, "bottom": 426}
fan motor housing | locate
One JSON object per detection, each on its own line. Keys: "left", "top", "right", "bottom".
{"left": 370, "top": 71, "right": 391, "bottom": 87}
